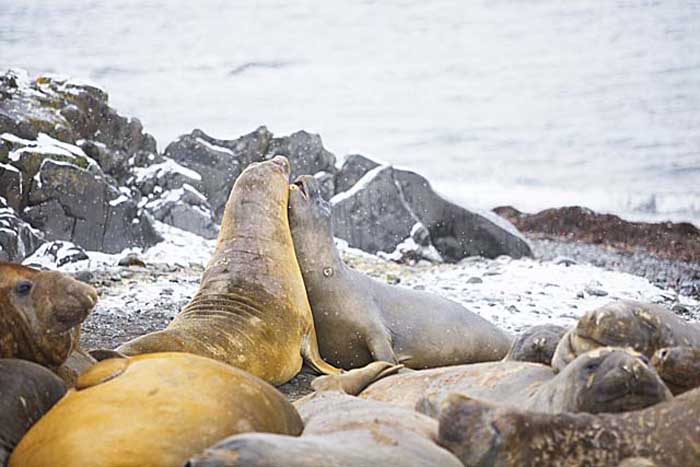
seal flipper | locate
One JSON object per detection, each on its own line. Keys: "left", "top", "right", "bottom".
{"left": 311, "top": 361, "right": 404, "bottom": 395}
{"left": 301, "top": 326, "right": 342, "bottom": 375}
{"left": 367, "top": 328, "right": 399, "bottom": 365}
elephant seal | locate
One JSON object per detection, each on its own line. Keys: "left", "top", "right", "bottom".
{"left": 186, "top": 362, "right": 462, "bottom": 467}
{"left": 0, "top": 359, "right": 66, "bottom": 465}
{"left": 288, "top": 175, "right": 512, "bottom": 369}
{"left": 552, "top": 300, "right": 700, "bottom": 372}
{"left": 504, "top": 324, "right": 568, "bottom": 365}
{"left": 651, "top": 346, "right": 700, "bottom": 395}
{"left": 117, "top": 157, "right": 339, "bottom": 385}
{"left": 0, "top": 262, "right": 97, "bottom": 384}
{"left": 360, "top": 347, "right": 671, "bottom": 415}
{"left": 9, "top": 352, "right": 303, "bottom": 467}
{"left": 436, "top": 385, "right": 700, "bottom": 467}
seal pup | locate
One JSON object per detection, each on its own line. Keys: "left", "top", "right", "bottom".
{"left": 651, "top": 346, "right": 700, "bottom": 395}
{"left": 288, "top": 175, "right": 512, "bottom": 369}
{"left": 437, "top": 385, "right": 700, "bottom": 467}
{"left": 9, "top": 352, "right": 303, "bottom": 467}
{"left": 552, "top": 300, "right": 700, "bottom": 372}
{"left": 186, "top": 362, "right": 463, "bottom": 467}
{"left": 117, "top": 157, "right": 339, "bottom": 385}
{"left": 360, "top": 347, "right": 671, "bottom": 415}
{"left": 0, "top": 359, "right": 66, "bottom": 465}
{"left": 504, "top": 324, "right": 567, "bottom": 365}
{"left": 0, "top": 262, "right": 97, "bottom": 384}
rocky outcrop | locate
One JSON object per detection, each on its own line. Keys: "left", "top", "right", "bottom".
{"left": 264, "top": 130, "right": 337, "bottom": 179}
{"left": 143, "top": 184, "right": 218, "bottom": 239}
{"left": 23, "top": 240, "right": 89, "bottom": 269}
{"left": 0, "top": 197, "right": 44, "bottom": 262}
{"left": 334, "top": 154, "right": 380, "bottom": 194}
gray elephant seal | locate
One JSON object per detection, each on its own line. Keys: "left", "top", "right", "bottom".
{"left": 186, "top": 362, "right": 462, "bottom": 467}
{"left": 437, "top": 385, "right": 700, "bottom": 467}
{"left": 117, "top": 157, "right": 339, "bottom": 385}
{"left": 0, "top": 359, "right": 66, "bottom": 465}
{"left": 651, "top": 346, "right": 700, "bottom": 395}
{"left": 288, "top": 175, "right": 512, "bottom": 369}
{"left": 552, "top": 300, "right": 700, "bottom": 372}
{"left": 361, "top": 347, "right": 671, "bottom": 415}
{"left": 504, "top": 324, "right": 568, "bottom": 365}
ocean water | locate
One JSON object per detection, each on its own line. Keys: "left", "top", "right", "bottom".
{"left": 2, "top": 0, "right": 699, "bottom": 225}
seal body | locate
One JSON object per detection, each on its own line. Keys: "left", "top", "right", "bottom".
{"left": 437, "top": 386, "right": 700, "bottom": 467}
{"left": 552, "top": 300, "right": 700, "bottom": 372}
{"left": 361, "top": 348, "right": 671, "bottom": 415}
{"left": 504, "top": 324, "right": 567, "bottom": 365}
{"left": 0, "top": 359, "right": 66, "bottom": 465}
{"left": 9, "top": 352, "right": 303, "bottom": 467}
{"left": 117, "top": 157, "right": 338, "bottom": 384}
{"left": 288, "top": 176, "right": 512, "bottom": 370}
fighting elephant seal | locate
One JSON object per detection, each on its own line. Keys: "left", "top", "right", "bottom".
{"left": 117, "top": 157, "right": 339, "bottom": 384}
{"left": 0, "top": 262, "right": 97, "bottom": 384}
{"left": 9, "top": 352, "right": 303, "bottom": 467}
{"left": 552, "top": 300, "right": 700, "bottom": 372}
{"left": 504, "top": 324, "right": 567, "bottom": 365}
{"left": 287, "top": 175, "right": 512, "bottom": 369}
{"left": 437, "top": 384, "right": 700, "bottom": 467}
{"left": 186, "top": 362, "right": 462, "bottom": 467}
{"left": 360, "top": 347, "right": 671, "bottom": 415}
{"left": 0, "top": 359, "right": 66, "bottom": 465}
{"left": 651, "top": 346, "right": 700, "bottom": 395}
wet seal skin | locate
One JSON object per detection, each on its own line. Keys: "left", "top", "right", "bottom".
{"left": 504, "top": 324, "right": 568, "bottom": 366}
{"left": 288, "top": 175, "right": 512, "bottom": 370}
{"left": 437, "top": 386, "right": 700, "bottom": 467}
{"left": 186, "top": 361, "right": 462, "bottom": 467}
{"left": 651, "top": 346, "right": 700, "bottom": 395}
{"left": 360, "top": 347, "right": 671, "bottom": 416}
{"left": 552, "top": 300, "right": 700, "bottom": 373}
{"left": 0, "top": 359, "right": 66, "bottom": 466}
{"left": 9, "top": 352, "right": 303, "bottom": 467}
{"left": 0, "top": 262, "right": 98, "bottom": 385}
{"left": 117, "top": 157, "right": 340, "bottom": 385}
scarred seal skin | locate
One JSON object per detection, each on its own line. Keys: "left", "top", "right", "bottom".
{"left": 651, "top": 346, "right": 700, "bottom": 395}
{"left": 9, "top": 352, "right": 303, "bottom": 467}
{"left": 288, "top": 175, "right": 512, "bottom": 370}
{"left": 0, "top": 359, "right": 66, "bottom": 465}
{"left": 117, "top": 157, "right": 339, "bottom": 385}
{"left": 0, "top": 262, "right": 98, "bottom": 384}
{"left": 360, "top": 347, "right": 671, "bottom": 415}
{"left": 437, "top": 386, "right": 700, "bottom": 467}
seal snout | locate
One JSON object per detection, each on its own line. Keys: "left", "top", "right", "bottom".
{"left": 270, "top": 155, "right": 291, "bottom": 174}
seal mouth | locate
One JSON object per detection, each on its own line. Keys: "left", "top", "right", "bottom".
{"left": 293, "top": 180, "right": 309, "bottom": 199}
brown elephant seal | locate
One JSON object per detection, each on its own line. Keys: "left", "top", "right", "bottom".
{"left": 436, "top": 385, "right": 700, "bottom": 467}
{"left": 117, "top": 157, "right": 339, "bottom": 385}
{"left": 504, "top": 324, "right": 567, "bottom": 365}
{"left": 287, "top": 175, "right": 512, "bottom": 369}
{"left": 361, "top": 347, "right": 671, "bottom": 415}
{"left": 9, "top": 352, "right": 303, "bottom": 467}
{"left": 0, "top": 262, "right": 97, "bottom": 384}
{"left": 651, "top": 346, "right": 700, "bottom": 395}
{"left": 552, "top": 300, "right": 700, "bottom": 373}
{"left": 186, "top": 362, "right": 462, "bottom": 467}
{"left": 0, "top": 359, "right": 66, "bottom": 465}
{"left": 617, "top": 459, "right": 657, "bottom": 467}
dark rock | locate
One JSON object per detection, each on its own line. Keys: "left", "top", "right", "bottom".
{"left": 0, "top": 197, "right": 44, "bottom": 262}
{"left": 128, "top": 157, "right": 202, "bottom": 197}
{"left": 334, "top": 154, "right": 380, "bottom": 194}
{"left": 23, "top": 240, "right": 88, "bottom": 268}
{"left": 0, "top": 161, "right": 22, "bottom": 210}
{"left": 466, "top": 277, "right": 483, "bottom": 284}
{"left": 265, "top": 130, "right": 337, "bottom": 179}
{"left": 118, "top": 252, "right": 147, "bottom": 268}
{"left": 144, "top": 185, "right": 218, "bottom": 239}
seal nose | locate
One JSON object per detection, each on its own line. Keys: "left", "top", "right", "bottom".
{"left": 270, "top": 155, "right": 290, "bottom": 173}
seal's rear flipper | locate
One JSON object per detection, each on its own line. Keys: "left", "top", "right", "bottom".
{"left": 88, "top": 348, "right": 128, "bottom": 361}
{"left": 311, "top": 361, "right": 403, "bottom": 395}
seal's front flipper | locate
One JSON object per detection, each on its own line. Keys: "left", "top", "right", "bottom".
{"left": 302, "top": 326, "right": 342, "bottom": 375}
{"left": 367, "top": 329, "right": 399, "bottom": 365}
{"left": 311, "top": 361, "right": 404, "bottom": 395}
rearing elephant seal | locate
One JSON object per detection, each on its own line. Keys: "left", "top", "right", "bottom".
{"left": 552, "top": 300, "right": 700, "bottom": 372}
{"left": 9, "top": 352, "right": 303, "bottom": 467}
{"left": 117, "top": 157, "right": 339, "bottom": 384}
{"left": 360, "top": 347, "right": 671, "bottom": 415}
{"left": 288, "top": 175, "right": 512, "bottom": 369}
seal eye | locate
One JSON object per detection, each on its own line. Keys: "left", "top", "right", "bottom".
{"left": 323, "top": 267, "right": 334, "bottom": 278}
{"left": 584, "top": 360, "right": 600, "bottom": 372}
{"left": 15, "top": 280, "right": 33, "bottom": 296}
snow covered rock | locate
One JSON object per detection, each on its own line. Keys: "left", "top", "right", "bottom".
{"left": 144, "top": 184, "right": 218, "bottom": 239}
{"left": 23, "top": 240, "right": 88, "bottom": 269}
{"left": 265, "top": 130, "right": 337, "bottom": 179}
{"left": 0, "top": 197, "right": 44, "bottom": 262}
{"left": 334, "top": 153, "right": 380, "bottom": 194}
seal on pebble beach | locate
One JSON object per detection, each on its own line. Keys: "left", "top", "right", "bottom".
{"left": 436, "top": 384, "right": 700, "bottom": 467}
{"left": 117, "top": 157, "right": 340, "bottom": 385}
{"left": 287, "top": 175, "right": 512, "bottom": 370}
{"left": 0, "top": 359, "right": 66, "bottom": 465}
{"left": 503, "top": 324, "right": 568, "bottom": 365}
{"left": 0, "top": 262, "right": 98, "bottom": 384}
{"left": 551, "top": 300, "right": 700, "bottom": 372}
{"left": 651, "top": 346, "right": 700, "bottom": 395}
{"left": 9, "top": 352, "right": 303, "bottom": 467}
{"left": 360, "top": 347, "right": 671, "bottom": 415}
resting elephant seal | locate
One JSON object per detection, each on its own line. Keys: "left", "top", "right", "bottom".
{"left": 0, "top": 262, "right": 97, "bottom": 384}
{"left": 552, "top": 300, "right": 700, "bottom": 372}
{"left": 360, "top": 347, "right": 671, "bottom": 415}
{"left": 651, "top": 346, "right": 700, "bottom": 395}
{"left": 117, "top": 157, "right": 339, "bottom": 384}
{"left": 504, "top": 324, "right": 568, "bottom": 365}
{"left": 186, "top": 362, "right": 462, "bottom": 467}
{"left": 288, "top": 175, "right": 512, "bottom": 369}
{"left": 9, "top": 352, "right": 303, "bottom": 467}
{"left": 437, "top": 385, "right": 700, "bottom": 467}
{"left": 0, "top": 359, "right": 66, "bottom": 466}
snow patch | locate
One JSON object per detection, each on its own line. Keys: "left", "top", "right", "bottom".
{"left": 331, "top": 165, "right": 389, "bottom": 204}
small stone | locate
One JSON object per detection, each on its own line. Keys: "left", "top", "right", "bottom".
{"left": 466, "top": 277, "right": 483, "bottom": 284}
{"left": 554, "top": 256, "right": 578, "bottom": 266}
{"left": 584, "top": 286, "right": 608, "bottom": 297}
{"left": 118, "top": 253, "right": 147, "bottom": 268}
{"left": 386, "top": 274, "right": 401, "bottom": 285}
